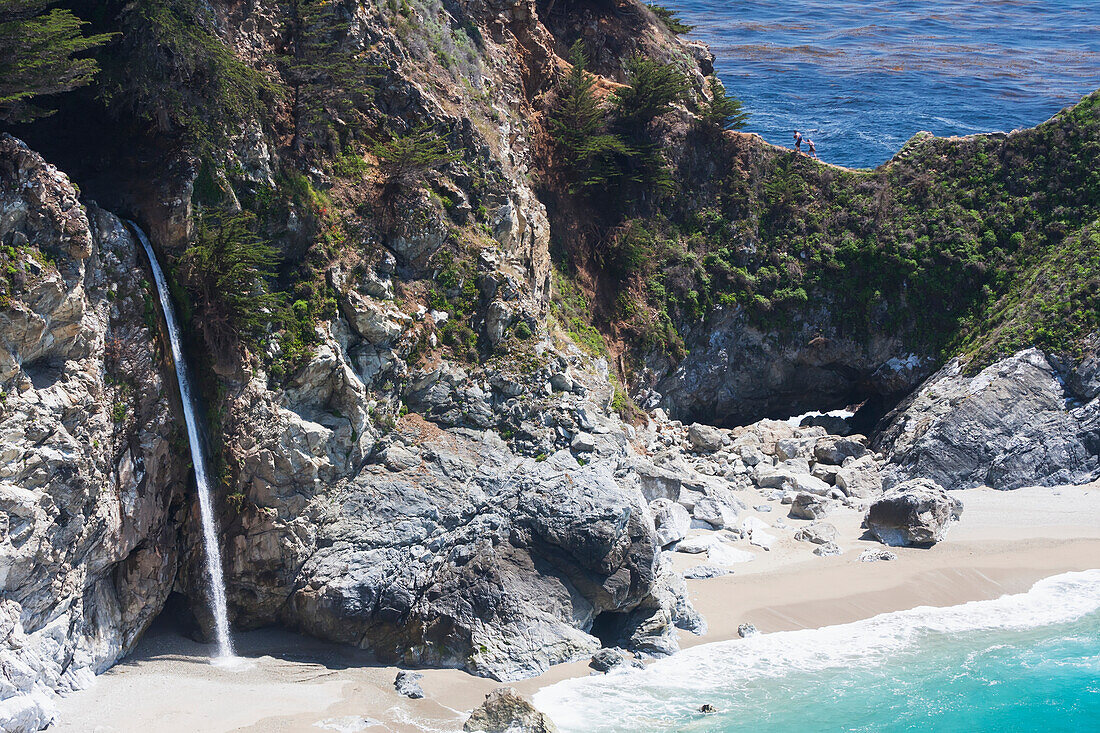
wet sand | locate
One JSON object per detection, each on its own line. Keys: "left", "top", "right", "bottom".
{"left": 51, "top": 484, "right": 1100, "bottom": 733}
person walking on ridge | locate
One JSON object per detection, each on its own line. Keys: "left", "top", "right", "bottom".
{"left": 807, "top": 138, "right": 817, "bottom": 159}
{"left": 793, "top": 130, "right": 803, "bottom": 153}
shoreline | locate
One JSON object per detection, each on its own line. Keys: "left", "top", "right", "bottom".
{"left": 50, "top": 485, "right": 1100, "bottom": 733}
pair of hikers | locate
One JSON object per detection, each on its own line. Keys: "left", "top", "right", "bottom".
{"left": 793, "top": 130, "right": 817, "bottom": 158}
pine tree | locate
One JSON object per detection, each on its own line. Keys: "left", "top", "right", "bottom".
{"left": 0, "top": 0, "right": 112, "bottom": 123}
{"left": 700, "top": 76, "right": 748, "bottom": 131}
{"left": 178, "top": 210, "right": 283, "bottom": 355}
{"left": 370, "top": 124, "right": 458, "bottom": 198}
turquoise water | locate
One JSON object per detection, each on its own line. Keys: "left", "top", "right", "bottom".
{"left": 534, "top": 571, "right": 1100, "bottom": 732}
{"left": 663, "top": 0, "right": 1100, "bottom": 167}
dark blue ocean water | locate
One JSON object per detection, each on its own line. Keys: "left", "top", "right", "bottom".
{"left": 664, "top": 0, "right": 1100, "bottom": 167}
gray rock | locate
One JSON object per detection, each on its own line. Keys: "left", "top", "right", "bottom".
{"left": 858, "top": 549, "right": 898, "bottom": 562}
{"left": 788, "top": 492, "right": 828, "bottom": 520}
{"left": 835, "top": 456, "right": 883, "bottom": 498}
{"left": 683, "top": 564, "right": 731, "bottom": 580}
{"left": 813, "top": 436, "right": 871, "bottom": 465}
{"left": 756, "top": 469, "right": 830, "bottom": 495}
{"left": 775, "top": 437, "right": 817, "bottom": 461}
{"left": 631, "top": 459, "right": 685, "bottom": 503}
{"left": 877, "top": 348, "right": 1100, "bottom": 490}
{"left": 754, "top": 504, "right": 773, "bottom": 513}
{"left": 463, "top": 687, "right": 558, "bottom": 733}
{"left": 865, "top": 479, "right": 962, "bottom": 546}
{"left": 588, "top": 648, "right": 625, "bottom": 672}
{"left": 737, "top": 623, "right": 758, "bottom": 638}
{"left": 655, "top": 306, "right": 933, "bottom": 428}
{"left": 0, "top": 138, "right": 187, "bottom": 730}
{"left": 793, "top": 522, "right": 838, "bottom": 545}
{"left": 549, "top": 372, "right": 574, "bottom": 393}
{"left": 692, "top": 496, "right": 738, "bottom": 529}
{"left": 800, "top": 414, "right": 853, "bottom": 435}
{"left": 813, "top": 542, "right": 842, "bottom": 557}
{"left": 739, "top": 446, "right": 767, "bottom": 466}
{"left": 571, "top": 432, "right": 597, "bottom": 452}
{"left": 811, "top": 464, "right": 840, "bottom": 485}
{"left": 688, "top": 423, "right": 726, "bottom": 453}
{"left": 651, "top": 499, "right": 691, "bottom": 548}
{"left": 394, "top": 671, "right": 425, "bottom": 699}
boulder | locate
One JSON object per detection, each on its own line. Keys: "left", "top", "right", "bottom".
{"left": 464, "top": 687, "right": 558, "bottom": 733}
{"left": 692, "top": 496, "right": 738, "bottom": 529}
{"left": 865, "top": 479, "right": 962, "bottom": 546}
{"left": 650, "top": 499, "right": 691, "bottom": 548}
{"left": 339, "top": 289, "right": 410, "bottom": 344}
{"left": 813, "top": 436, "right": 871, "bottom": 465}
{"left": 570, "top": 432, "right": 596, "bottom": 453}
{"left": 674, "top": 535, "right": 713, "bottom": 554}
{"left": 858, "top": 549, "right": 898, "bottom": 562}
{"left": 788, "top": 492, "right": 828, "bottom": 520}
{"left": 835, "top": 456, "right": 883, "bottom": 498}
{"left": 756, "top": 468, "right": 831, "bottom": 496}
{"left": 813, "top": 542, "right": 842, "bottom": 557}
{"left": 688, "top": 423, "right": 726, "bottom": 453}
{"left": 793, "top": 522, "right": 838, "bottom": 545}
{"left": 737, "top": 623, "right": 758, "bottom": 638}
{"left": 394, "top": 671, "right": 424, "bottom": 699}
{"left": 683, "top": 564, "right": 731, "bottom": 580}
{"left": 588, "top": 648, "right": 625, "bottom": 672}
{"left": 811, "top": 464, "right": 840, "bottom": 485}
{"left": 775, "top": 437, "right": 817, "bottom": 461}
{"left": 748, "top": 529, "right": 776, "bottom": 550}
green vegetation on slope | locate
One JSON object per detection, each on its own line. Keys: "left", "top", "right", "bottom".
{"left": 592, "top": 90, "right": 1100, "bottom": 367}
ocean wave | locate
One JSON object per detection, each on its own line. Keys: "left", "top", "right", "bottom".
{"left": 533, "top": 570, "right": 1100, "bottom": 732}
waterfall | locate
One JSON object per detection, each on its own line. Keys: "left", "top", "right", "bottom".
{"left": 129, "top": 221, "right": 235, "bottom": 659}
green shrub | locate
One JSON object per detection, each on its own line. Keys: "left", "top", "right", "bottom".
{"left": 513, "top": 320, "right": 533, "bottom": 340}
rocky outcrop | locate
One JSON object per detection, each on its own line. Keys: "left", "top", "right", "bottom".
{"left": 0, "top": 137, "right": 185, "bottom": 730}
{"left": 864, "top": 479, "right": 962, "bottom": 547}
{"left": 464, "top": 687, "right": 558, "bottom": 733}
{"left": 878, "top": 348, "right": 1100, "bottom": 490}
{"left": 650, "top": 308, "right": 934, "bottom": 426}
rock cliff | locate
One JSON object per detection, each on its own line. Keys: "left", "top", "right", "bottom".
{"left": 0, "top": 1, "right": 1098, "bottom": 729}
{"left": 0, "top": 136, "right": 187, "bottom": 730}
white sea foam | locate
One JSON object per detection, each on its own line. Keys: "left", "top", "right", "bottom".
{"left": 533, "top": 570, "right": 1100, "bottom": 732}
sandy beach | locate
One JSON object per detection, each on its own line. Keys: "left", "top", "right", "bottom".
{"left": 51, "top": 484, "right": 1100, "bottom": 733}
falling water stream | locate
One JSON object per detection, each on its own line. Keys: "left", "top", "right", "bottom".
{"left": 129, "top": 221, "right": 235, "bottom": 660}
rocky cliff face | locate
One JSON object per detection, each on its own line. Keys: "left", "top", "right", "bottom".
{"left": 1, "top": 0, "right": 1098, "bottom": 729}
{"left": 0, "top": 136, "right": 187, "bottom": 730}
{"left": 878, "top": 346, "right": 1100, "bottom": 490}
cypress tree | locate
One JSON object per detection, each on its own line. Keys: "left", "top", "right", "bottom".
{"left": 549, "top": 41, "right": 634, "bottom": 192}
{"left": 611, "top": 54, "right": 689, "bottom": 130}
{"left": 278, "top": 0, "right": 381, "bottom": 154}
{"left": 699, "top": 76, "right": 748, "bottom": 131}
{"left": 0, "top": 0, "right": 112, "bottom": 123}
